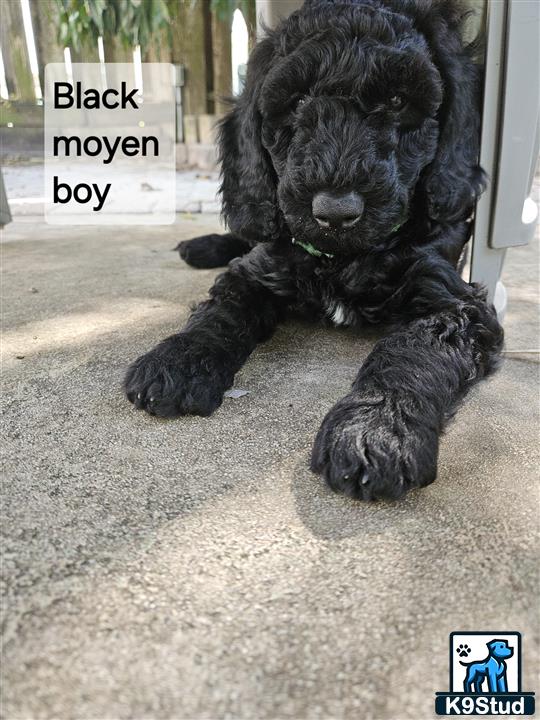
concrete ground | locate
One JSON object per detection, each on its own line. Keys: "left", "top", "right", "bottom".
{"left": 1, "top": 211, "right": 539, "bottom": 719}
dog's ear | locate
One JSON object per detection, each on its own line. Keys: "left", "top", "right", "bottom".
{"left": 418, "top": 6, "right": 486, "bottom": 223}
{"left": 218, "top": 38, "right": 281, "bottom": 242}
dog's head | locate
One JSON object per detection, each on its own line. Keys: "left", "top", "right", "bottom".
{"left": 219, "top": 0, "right": 485, "bottom": 255}
{"left": 488, "top": 640, "right": 514, "bottom": 660}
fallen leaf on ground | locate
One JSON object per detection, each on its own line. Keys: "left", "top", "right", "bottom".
{"left": 224, "top": 388, "right": 250, "bottom": 399}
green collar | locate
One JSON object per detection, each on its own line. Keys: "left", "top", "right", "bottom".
{"left": 292, "top": 237, "right": 334, "bottom": 258}
{"left": 291, "top": 220, "right": 405, "bottom": 260}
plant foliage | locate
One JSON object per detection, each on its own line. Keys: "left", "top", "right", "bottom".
{"left": 52, "top": 0, "right": 170, "bottom": 52}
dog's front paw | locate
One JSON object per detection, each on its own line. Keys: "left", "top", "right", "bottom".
{"left": 176, "top": 235, "right": 224, "bottom": 268}
{"left": 310, "top": 393, "right": 439, "bottom": 500}
{"left": 124, "top": 334, "right": 233, "bottom": 417}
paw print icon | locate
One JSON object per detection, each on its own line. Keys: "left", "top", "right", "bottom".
{"left": 456, "top": 643, "right": 471, "bottom": 658}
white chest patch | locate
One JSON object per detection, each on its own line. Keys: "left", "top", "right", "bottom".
{"left": 327, "top": 301, "right": 353, "bottom": 326}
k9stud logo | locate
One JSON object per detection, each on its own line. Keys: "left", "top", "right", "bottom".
{"left": 435, "top": 632, "right": 535, "bottom": 715}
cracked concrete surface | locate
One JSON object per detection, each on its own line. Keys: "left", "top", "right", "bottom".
{"left": 1, "top": 212, "right": 538, "bottom": 719}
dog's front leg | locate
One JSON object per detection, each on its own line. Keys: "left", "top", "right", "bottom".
{"left": 311, "top": 269, "right": 503, "bottom": 500}
{"left": 125, "top": 245, "right": 291, "bottom": 417}
{"left": 497, "top": 672, "right": 507, "bottom": 693}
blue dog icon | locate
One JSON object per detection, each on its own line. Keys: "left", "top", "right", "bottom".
{"left": 460, "top": 639, "right": 514, "bottom": 693}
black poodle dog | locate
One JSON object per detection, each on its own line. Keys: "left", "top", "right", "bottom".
{"left": 125, "top": 0, "right": 503, "bottom": 501}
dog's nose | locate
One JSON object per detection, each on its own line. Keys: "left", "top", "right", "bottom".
{"left": 312, "top": 190, "right": 364, "bottom": 229}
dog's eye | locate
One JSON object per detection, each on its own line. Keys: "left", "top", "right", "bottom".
{"left": 296, "top": 96, "right": 307, "bottom": 108}
{"left": 389, "top": 94, "right": 406, "bottom": 110}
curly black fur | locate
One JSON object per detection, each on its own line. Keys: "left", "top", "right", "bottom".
{"left": 125, "top": 0, "right": 503, "bottom": 501}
